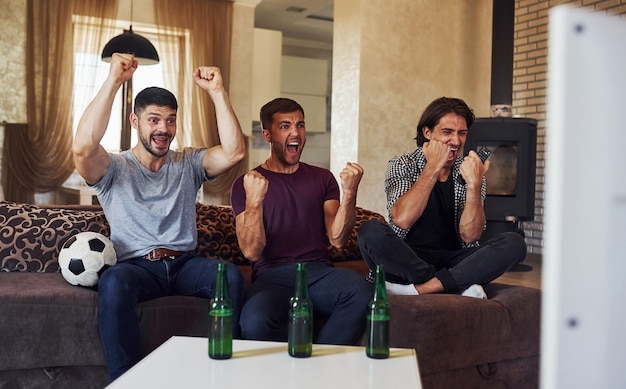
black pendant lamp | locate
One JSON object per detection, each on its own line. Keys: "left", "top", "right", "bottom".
{"left": 100, "top": 0, "right": 159, "bottom": 65}
{"left": 101, "top": 27, "right": 160, "bottom": 65}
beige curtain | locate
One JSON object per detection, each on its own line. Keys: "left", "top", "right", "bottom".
{"left": 154, "top": 0, "right": 248, "bottom": 205}
{"left": 1, "top": 0, "right": 118, "bottom": 203}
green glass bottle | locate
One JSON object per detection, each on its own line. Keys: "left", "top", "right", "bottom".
{"left": 288, "top": 263, "right": 313, "bottom": 358}
{"left": 366, "top": 264, "right": 390, "bottom": 359}
{"left": 208, "top": 262, "right": 233, "bottom": 360}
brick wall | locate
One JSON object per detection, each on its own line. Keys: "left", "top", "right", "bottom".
{"left": 513, "top": 0, "right": 626, "bottom": 254}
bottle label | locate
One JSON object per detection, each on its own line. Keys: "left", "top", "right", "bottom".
{"left": 209, "top": 308, "right": 233, "bottom": 317}
{"left": 367, "top": 313, "right": 390, "bottom": 321}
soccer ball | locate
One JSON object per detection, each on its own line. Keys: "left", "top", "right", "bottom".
{"left": 59, "top": 232, "right": 117, "bottom": 287}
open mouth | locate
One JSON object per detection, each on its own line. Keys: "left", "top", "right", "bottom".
{"left": 152, "top": 133, "right": 171, "bottom": 148}
{"left": 449, "top": 147, "right": 458, "bottom": 161}
{"left": 287, "top": 141, "right": 299, "bottom": 156}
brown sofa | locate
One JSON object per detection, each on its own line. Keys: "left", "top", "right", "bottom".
{"left": 0, "top": 201, "right": 540, "bottom": 388}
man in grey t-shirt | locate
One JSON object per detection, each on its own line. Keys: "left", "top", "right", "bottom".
{"left": 74, "top": 53, "right": 246, "bottom": 382}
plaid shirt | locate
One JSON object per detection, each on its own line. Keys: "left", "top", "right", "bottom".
{"left": 385, "top": 147, "right": 486, "bottom": 248}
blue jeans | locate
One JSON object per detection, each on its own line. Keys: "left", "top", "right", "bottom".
{"left": 357, "top": 220, "right": 526, "bottom": 292}
{"left": 98, "top": 253, "right": 244, "bottom": 382}
{"left": 239, "top": 262, "right": 372, "bottom": 346}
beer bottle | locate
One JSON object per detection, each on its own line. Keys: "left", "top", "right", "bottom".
{"left": 366, "top": 264, "right": 390, "bottom": 359}
{"left": 288, "top": 262, "right": 313, "bottom": 358}
{"left": 208, "top": 262, "right": 233, "bottom": 359}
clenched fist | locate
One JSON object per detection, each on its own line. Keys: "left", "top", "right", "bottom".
{"left": 108, "top": 53, "right": 138, "bottom": 85}
{"left": 243, "top": 170, "right": 269, "bottom": 207}
{"left": 459, "top": 150, "right": 491, "bottom": 187}
{"left": 193, "top": 66, "right": 224, "bottom": 94}
{"left": 339, "top": 162, "right": 364, "bottom": 196}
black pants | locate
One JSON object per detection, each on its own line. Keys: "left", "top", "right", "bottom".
{"left": 357, "top": 220, "right": 526, "bottom": 293}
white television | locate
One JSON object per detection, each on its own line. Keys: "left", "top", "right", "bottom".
{"left": 543, "top": 5, "right": 626, "bottom": 389}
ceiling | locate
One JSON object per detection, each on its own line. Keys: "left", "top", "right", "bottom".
{"left": 254, "top": 0, "right": 334, "bottom": 44}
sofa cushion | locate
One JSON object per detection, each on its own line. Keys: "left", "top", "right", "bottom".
{"left": 0, "top": 272, "right": 214, "bottom": 372}
{"left": 0, "top": 202, "right": 109, "bottom": 273}
{"left": 388, "top": 283, "right": 541, "bottom": 376}
{"left": 195, "top": 203, "right": 247, "bottom": 265}
{"left": 1, "top": 202, "right": 384, "bottom": 272}
{"left": 195, "top": 204, "right": 385, "bottom": 264}
{"left": 0, "top": 272, "right": 104, "bottom": 370}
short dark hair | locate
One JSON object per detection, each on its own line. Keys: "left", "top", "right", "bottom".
{"left": 414, "top": 97, "right": 475, "bottom": 147}
{"left": 260, "top": 98, "right": 305, "bottom": 130}
{"left": 134, "top": 87, "right": 178, "bottom": 116}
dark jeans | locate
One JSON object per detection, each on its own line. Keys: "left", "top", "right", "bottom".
{"left": 357, "top": 220, "right": 526, "bottom": 293}
{"left": 239, "top": 262, "right": 372, "bottom": 346}
{"left": 98, "top": 253, "right": 244, "bottom": 382}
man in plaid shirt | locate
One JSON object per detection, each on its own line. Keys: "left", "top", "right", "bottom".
{"left": 357, "top": 97, "right": 526, "bottom": 298}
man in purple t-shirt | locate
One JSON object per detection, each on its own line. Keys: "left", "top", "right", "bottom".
{"left": 230, "top": 98, "right": 372, "bottom": 345}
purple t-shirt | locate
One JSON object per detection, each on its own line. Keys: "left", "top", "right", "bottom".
{"left": 231, "top": 163, "right": 340, "bottom": 279}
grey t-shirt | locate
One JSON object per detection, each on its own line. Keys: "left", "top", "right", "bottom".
{"left": 92, "top": 148, "right": 209, "bottom": 261}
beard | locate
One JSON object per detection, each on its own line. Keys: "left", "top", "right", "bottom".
{"left": 141, "top": 137, "right": 170, "bottom": 158}
{"left": 140, "top": 133, "right": 171, "bottom": 158}
{"left": 271, "top": 142, "right": 301, "bottom": 166}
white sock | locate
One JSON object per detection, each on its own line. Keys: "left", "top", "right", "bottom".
{"left": 460, "top": 284, "right": 487, "bottom": 299}
{"left": 385, "top": 281, "right": 419, "bottom": 295}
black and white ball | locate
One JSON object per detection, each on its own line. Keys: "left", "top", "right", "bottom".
{"left": 59, "top": 232, "right": 117, "bottom": 287}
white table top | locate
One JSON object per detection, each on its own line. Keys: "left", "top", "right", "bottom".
{"left": 107, "top": 336, "right": 421, "bottom": 389}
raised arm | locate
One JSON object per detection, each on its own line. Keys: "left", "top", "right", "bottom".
{"left": 192, "top": 67, "right": 246, "bottom": 177}
{"left": 73, "top": 53, "right": 137, "bottom": 184}
{"left": 326, "top": 162, "right": 364, "bottom": 248}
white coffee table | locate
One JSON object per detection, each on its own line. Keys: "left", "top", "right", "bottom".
{"left": 107, "top": 336, "right": 422, "bottom": 388}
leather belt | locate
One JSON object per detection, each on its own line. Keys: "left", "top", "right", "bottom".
{"left": 143, "top": 248, "right": 184, "bottom": 261}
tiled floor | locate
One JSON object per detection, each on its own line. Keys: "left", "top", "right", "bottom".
{"left": 495, "top": 253, "right": 542, "bottom": 289}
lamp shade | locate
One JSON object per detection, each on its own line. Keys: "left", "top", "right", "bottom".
{"left": 101, "top": 27, "right": 159, "bottom": 65}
